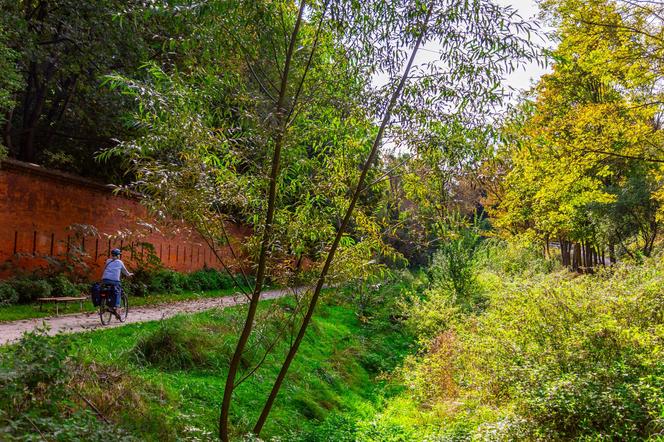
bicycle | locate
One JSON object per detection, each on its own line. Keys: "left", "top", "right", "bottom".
{"left": 99, "top": 284, "right": 129, "bottom": 325}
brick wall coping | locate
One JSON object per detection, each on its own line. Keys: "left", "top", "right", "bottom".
{"left": 1, "top": 158, "right": 121, "bottom": 194}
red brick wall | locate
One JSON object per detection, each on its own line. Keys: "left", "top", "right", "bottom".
{"left": 0, "top": 159, "right": 248, "bottom": 279}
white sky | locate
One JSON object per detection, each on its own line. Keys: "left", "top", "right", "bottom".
{"left": 496, "top": 0, "right": 553, "bottom": 91}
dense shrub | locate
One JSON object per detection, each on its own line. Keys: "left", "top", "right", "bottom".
{"left": 10, "top": 278, "right": 53, "bottom": 302}
{"left": 181, "top": 271, "right": 202, "bottom": 291}
{"left": 428, "top": 224, "right": 485, "bottom": 312}
{"left": 398, "top": 251, "right": 664, "bottom": 441}
{"left": 0, "top": 328, "right": 137, "bottom": 440}
{"left": 0, "top": 268, "right": 241, "bottom": 308}
{"left": 476, "top": 238, "right": 558, "bottom": 277}
{"left": 400, "top": 287, "right": 459, "bottom": 341}
{"left": 121, "top": 267, "right": 237, "bottom": 297}
{"left": 0, "top": 282, "right": 19, "bottom": 305}
{"left": 49, "top": 274, "right": 81, "bottom": 297}
{"left": 0, "top": 328, "right": 71, "bottom": 417}
{"left": 147, "top": 269, "right": 185, "bottom": 293}
{"left": 0, "top": 275, "right": 82, "bottom": 306}
{"left": 184, "top": 268, "right": 235, "bottom": 291}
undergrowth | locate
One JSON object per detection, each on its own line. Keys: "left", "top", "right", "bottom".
{"left": 337, "top": 241, "right": 664, "bottom": 441}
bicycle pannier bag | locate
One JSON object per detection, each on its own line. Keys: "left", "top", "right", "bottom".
{"left": 90, "top": 282, "right": 102, "bottom": 307}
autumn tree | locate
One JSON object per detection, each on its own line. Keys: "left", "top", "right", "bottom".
{"left": 486, "top": 0, "right": 663, "bottom": 268}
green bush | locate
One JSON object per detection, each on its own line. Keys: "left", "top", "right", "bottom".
{"left": 476, "top": 238, "right": 558, "bottom": 277}
{"left": 137, "top": 268, "right": 239, "bottom": 296}
{"left": 120, "top": 268, "right": 238, "bottom": 297}
{"left": 181, "top": 269, "right": 236, "bottom": 292}
{"left": 301, "top": 412, "right": 358, "bottom": 441}
{"left": 0, "top": 328, "right": 135, "bottom": 441}
{"left": 10, "top": 278, "right": 53, "bottom": 303}
{"left": 181, "top": 271, "right": 202, "bottom": 291}
{"left": 147, "top": 269, "right": 185, "bottom": 294}
{"left": 0, "top": 282, "right": 19, "bottom": 305}
{"left": 412, "top": 253, "right": 663, "bottom": 440}
{"left": 428, "top": 223, "right": 484, "bottom": 312}
{"left": 0, "top": 328, "right": 71, "bottom": 418}
{"left": 49, "top": 274, "right": 80, "bottom": 297}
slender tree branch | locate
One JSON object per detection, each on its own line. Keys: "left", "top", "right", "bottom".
{"left": 203, "top": 236, "right": 251, "bottom": 300}
{"left": 216, "top": 21, "right": 279, "bottom": 102}
{"left": 577, "top": 16, "right": 664, "bottom": 44}
{"left": 215, "top": 208, "right": 253, "bottom": 290}
{"left": 73, "top": 389, "right": 111, "bottom": 425}
{"left": 582, "top": 148, "right": 664, "bottom": 163}
{"left": 24, "top": 414, "right": 49, "bottom": 442}
{"left": 286, "top": 0, "right": 330, "bottom": 125}
{"left": 361, "top": 154, "right": 415, "bottom": 193}
{"left": 219, "top": 2, "right": 308, "bottom": 440}
{"left": 234, "top": 295, "right": 306, "bottom": 389}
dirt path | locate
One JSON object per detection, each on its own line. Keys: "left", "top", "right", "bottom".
{"left": 0, "top": 287, "right": 296, "bottom": 346}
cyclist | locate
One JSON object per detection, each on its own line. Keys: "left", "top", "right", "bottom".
{"left": 101, "top": 248, "right": 133, "bottom": 311}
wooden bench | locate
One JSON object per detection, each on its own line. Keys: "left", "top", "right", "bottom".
{"left": 37, "top": 296, "right": 87, "bottom": 316}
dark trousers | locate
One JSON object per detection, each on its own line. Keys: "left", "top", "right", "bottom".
{"left": 102, "top": 279, "right": 122, "bottom": 307}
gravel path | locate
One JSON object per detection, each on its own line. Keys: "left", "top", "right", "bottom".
{"left": 0, "top": 287, "right": 296, "bottom": 345}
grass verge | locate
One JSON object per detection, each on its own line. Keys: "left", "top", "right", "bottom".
{"left": 0, "top": 284, "right": 414, "bottom": 441}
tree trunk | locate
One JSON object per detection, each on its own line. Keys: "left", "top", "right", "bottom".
{"left": 19, "top": 61, "right": 56, "bottom": 162}
{"left": 218, "top": 3, "right": 307, "bottom": 441}
{"left": 609, "top": 242, "right": 616, "bottom": 264}
{"left": 572, "top": 242, "right": 581, "bottom": 272}
{"left": 3, "top": 107, "right": 13, "bottom": 151}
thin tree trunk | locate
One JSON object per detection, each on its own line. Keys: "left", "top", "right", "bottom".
{"left": 252, "top": 4, "right": 434, "bottom": 436}
{"left": 609, "top": 242, "right": 616, "bottom": 264}
{"left": 20, "top": 62, "right": 55, "bottom": 162}
{"left": 560, "top": 238, "right": 569, "bottom": 267}
{"left": 218, "top": 3, "right": 307, "bottom": 441}
{"left": 43, "top": 75, "right": 78, "bottom": 147}
{"left": 572, "top": 242, "right": 581, "bottom": 272}
{"left": 558, "top": 238, "right": 564, "bottom": 266}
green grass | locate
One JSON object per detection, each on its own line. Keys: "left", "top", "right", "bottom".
{"left": 49, "top": 286, "right": 413, "bottom": 441}
{"left": 0, "top": 282, "right": 415, "bottom": 441}
{"left": 0, "top": 285, "right": 251, "bottom": 322}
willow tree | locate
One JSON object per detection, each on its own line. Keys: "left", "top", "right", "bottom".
{"left": 102, "top": 2, "right": 387, "bottom": 437}
{"left": 237, "top": 0, "right": 538, "bottom": 438}
{"left": 102, "top": 0, "right": 537, "bottom": 439}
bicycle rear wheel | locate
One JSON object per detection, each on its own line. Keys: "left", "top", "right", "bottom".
{"left": 116, "top": 293, "right": 128, "bottom": 322}
{"left": 99, "top": 297, "right": 113, "bottom": 325}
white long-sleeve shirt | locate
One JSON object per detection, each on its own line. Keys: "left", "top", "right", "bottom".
{"left": 101, "top": 258, "right": 130, "bottom": 282}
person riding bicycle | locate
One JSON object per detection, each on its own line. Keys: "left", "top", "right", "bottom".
{"left": 101, "top": 248, "right": 133, "bottom": 310}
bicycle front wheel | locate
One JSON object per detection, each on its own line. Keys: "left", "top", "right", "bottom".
{"left": 116, "top": 293, "right": 128, "bottom": 322}
{"left": 99, "top": 298, "right": 113, "bottom": 325}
